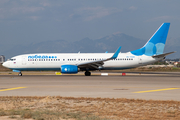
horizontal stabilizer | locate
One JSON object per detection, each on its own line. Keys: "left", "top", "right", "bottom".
{"left": 152, "top": 51, "right": 176, "bottom": 58}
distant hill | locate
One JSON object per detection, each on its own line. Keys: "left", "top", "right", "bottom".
{"left": 2, "top": 33, "right": 179, "bottom": 59}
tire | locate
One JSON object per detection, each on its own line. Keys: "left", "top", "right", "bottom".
{"left": 85, "top": 71, "right": 91, "bottom": 76}
{"left": 18, "top": 73, "right": 22, "bottom": 76}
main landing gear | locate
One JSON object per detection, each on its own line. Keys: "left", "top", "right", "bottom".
{"left": 85, "top": 71, "right": 91, "bottom": 76}
{"left": 18, "top": 72, "right": 22, "bottom": 76}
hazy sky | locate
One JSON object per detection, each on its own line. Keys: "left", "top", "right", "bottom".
{"left": 0, "top": 0, "right": 180, "bottom": 48}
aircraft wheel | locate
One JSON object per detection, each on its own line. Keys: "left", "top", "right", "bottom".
{"left": 18, "top": 72, "right": 22, "bottom": 76}
{"left": 85, "top": 71, "right": 91, "bottom": 76}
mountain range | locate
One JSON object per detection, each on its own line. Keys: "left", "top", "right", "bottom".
{"left": 1, "top": 33, "right": 179, "bottom": 59}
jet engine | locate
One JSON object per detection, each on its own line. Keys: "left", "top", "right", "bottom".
{"left": 61, "top": 65, "right": 78, "bottom": 74}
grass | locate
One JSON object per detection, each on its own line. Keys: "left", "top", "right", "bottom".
{"left": 0, "top": 96, "right": 180, "bottom": 120}
{"left": 129, "top": 66, "right": 180, "bottom": 72}
{"left": 0, "top": 109, "right": 109, "bottom": 120}
{"left": 172, "top": 67, "right": 179, "bottom": 70}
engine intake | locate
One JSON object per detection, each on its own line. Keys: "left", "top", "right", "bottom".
{"left": 61, "top": 65, "right": 78, "bottom": 74}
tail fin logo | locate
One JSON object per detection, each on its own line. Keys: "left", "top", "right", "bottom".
{"left": 131, "top": 23, "right": 170, "bottom": 56}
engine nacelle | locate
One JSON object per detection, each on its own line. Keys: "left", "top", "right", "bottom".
{"left": 61, "top": 65, "right": 78, "bottom": 74}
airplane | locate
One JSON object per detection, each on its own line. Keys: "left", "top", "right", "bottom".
{"left": 2, "top": 23, "right": 175, "bottom": 76}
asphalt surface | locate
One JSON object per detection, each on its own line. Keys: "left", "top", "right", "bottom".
{"left": 0, "top": 72, "right": 180, "bottom": 101}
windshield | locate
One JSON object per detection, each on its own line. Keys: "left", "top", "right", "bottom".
{"left": 9, "top": 58, "right": 16, "bottom": 61}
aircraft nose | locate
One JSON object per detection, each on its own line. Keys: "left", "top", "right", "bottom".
{"left": 2, "top": 62, "right": 8, "bottom": 68}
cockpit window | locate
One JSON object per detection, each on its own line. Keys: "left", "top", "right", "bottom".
{"left": 10, "top": 59, "right": 16, "bottom": 61}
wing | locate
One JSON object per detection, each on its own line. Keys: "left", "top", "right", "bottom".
{"left": 77, "top": 47, "right": 121, "bottom": 70}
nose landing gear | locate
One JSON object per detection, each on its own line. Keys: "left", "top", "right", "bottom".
{"left": 18, "top": 72, "right": 22, "bottom": 76}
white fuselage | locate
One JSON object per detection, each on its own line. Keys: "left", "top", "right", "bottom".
{"left": 3, "top": 52, "right": 161, "bottom": 71}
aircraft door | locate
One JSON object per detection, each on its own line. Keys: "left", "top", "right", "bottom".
{"left": 138, "top": 56, "right": 143, "bottom": 64}
{"left": 22, "top": 56, "right": 26, "bottom": 65}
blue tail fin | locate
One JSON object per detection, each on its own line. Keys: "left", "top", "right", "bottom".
{"left": 131, "top": 23, "right": 170, "bottom": 56}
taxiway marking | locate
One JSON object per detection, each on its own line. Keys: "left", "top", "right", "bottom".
{"left": 0, "top": 87, "right": 26, "bottom": 92}
{"left": 134, "top": 88, "right": 180, "bottom": 93}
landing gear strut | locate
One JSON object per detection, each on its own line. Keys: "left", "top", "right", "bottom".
{"left": 18, "top": 72, "right": 22, "bottom": 76}
{"left": 85, "top": 71, "right": 91, "bottom": 76}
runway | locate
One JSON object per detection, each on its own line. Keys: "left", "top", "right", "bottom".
{"left": 0, "top": 72, "right": 180, "bottom": 101}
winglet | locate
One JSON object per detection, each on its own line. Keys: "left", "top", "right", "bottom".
{"left": 110, "top": 47, "right": 121, "bottom": 59}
